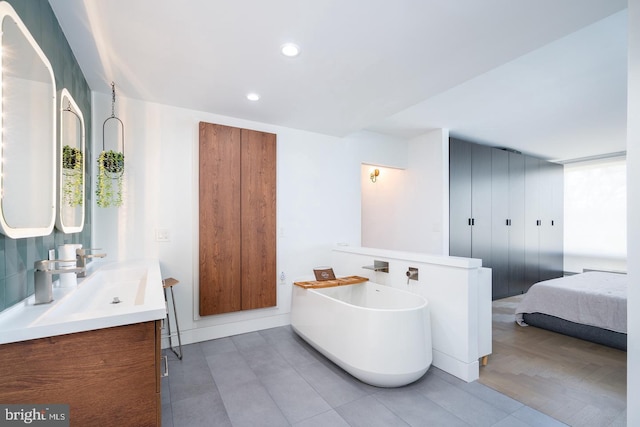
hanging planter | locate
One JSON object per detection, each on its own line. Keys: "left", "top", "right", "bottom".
{"left": 96, "top": 82, "right": 125, "bottom": 208}
{"left": 62, "top": 144, "right": 83, "bottom": 207}
{"left": 96, "top": 150, "right": 124, "bottom": 207}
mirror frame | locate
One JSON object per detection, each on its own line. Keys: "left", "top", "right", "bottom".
{"left": 56, "top": 88, "right": 85, "bottom": 233}
{"left": 0, "top": 2, "right": 57, "bottom": 238}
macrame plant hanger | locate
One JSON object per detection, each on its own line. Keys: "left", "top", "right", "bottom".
{"left": 102, "top": 81, "right": 125, "bottom": 177}
{"left": 96, "top": 82, "right": 125, "bottom": 207}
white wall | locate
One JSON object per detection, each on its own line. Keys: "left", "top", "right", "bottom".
{"left": 627, "top": 0, "right": 639, "bottom": 424}
{"left": 91, "top": 92, "right": 408, "bottom": 343}
{"left": 361, "top": 128, "right": 449, "bottom": 254}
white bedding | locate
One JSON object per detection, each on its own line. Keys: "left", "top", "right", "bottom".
{"left": 515, "top": 271, "right": 627, "bottom": 334}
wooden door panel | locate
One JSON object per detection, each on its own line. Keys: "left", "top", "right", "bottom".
{"left": 241, "top": 129, "right": 277, "bottom": 310}
{"left": 199, "top": 122, "right": 242, "bottom": 315}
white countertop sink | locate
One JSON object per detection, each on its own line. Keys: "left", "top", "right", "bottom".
{"left": 0, "top": 259, "right": 166, "bottom": 345}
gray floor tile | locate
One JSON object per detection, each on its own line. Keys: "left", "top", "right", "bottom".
{"left": 231, "top": 331, "right": 268, "bottom": 351}
{"left": 206, "top": 350, "right": 258, "bottom": 392}
{"left": 269, "top": 335, "right": 324, "bottom": 367}
{"left": 460, "top": 380, "right": 524, "bottom": 414}
{"left": 171, "top": 391, "right": 232, "bottom": 427}
{"left": 161, "top": 375, "right": 171, "bottom": 405}
{"left": 161, "top": 403, "right": 174, "bottom": 427}
{"left": 261, "top": 369, "right": 331, "bottom": 424}
{"left": 608, "top": 410, "right": 626, "bottom": 427}
{"left": 297, "top": 360, "right": 370, "bottom": 407}
{"left": 220, "top": 378, "right": 289, "bottom": 427}
{"left": 431, "top": 366, "right": 469, "bottom": 386}
{"left": 292, "top": 409, "right": 350, "bottom": 427}
{"left": 165, "top": 342, "right": 201, "bottom": 361}
{"left": 416, "top": 374, "right": 509, "bottom": 427}
{"left": 511, "top": 406, "right": 568, "bottom": 427}
{"left": 243, "top": 344, "right": 295, "bottom": 378}
{"left": 336, "top": 395, "right": 410, "bottom": 427}
{"left": 491, "top": 415, "right": 532, "bottom": 427}
{"left": 168, "top": 351, "right": 219, "bottom": 403}
{"left": 200, "top": 336, "right": 237, "bottom": 356}
{"left": 374, "top": 388, "right": 470, "bottom": 427}
{"left": 259, "top": 325, "right": 295, "bottom": 343}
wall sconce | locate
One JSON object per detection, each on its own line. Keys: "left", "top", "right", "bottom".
{"left": 370, "top": 168, "right": 380, "bottom": 183}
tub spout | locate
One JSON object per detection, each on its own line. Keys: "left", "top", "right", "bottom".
{"left": 406, "top": 268, "right": 418, "bottom": 284}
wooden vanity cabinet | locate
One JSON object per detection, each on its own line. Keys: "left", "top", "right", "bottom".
{"left": 0, "top": 320, "right": 162, "bottom": 426}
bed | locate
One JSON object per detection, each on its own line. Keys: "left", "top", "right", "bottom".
{"left": 515, "top": 271, "right": 627, "bottom": 350}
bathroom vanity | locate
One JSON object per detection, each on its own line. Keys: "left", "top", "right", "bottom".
{"left": 0, "top": 260, "right": 166, "bottom": 426}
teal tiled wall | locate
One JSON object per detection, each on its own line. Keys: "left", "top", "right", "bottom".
{"left": 0, "top": 0, "right": 92, "bottom": 312}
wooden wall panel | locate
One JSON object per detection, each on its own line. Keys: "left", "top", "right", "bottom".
{"left": 199, "top": 122, "right": 242, "bottom": 315}
{"left": 241, "top": 129, "right": 277, "bottom": 310}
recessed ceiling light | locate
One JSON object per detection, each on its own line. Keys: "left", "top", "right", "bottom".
{"left": 247, "top": 93, "right": 260, "bottom": 101}
{"left": 281, "top": 43, "right": 300, "bottom": 57}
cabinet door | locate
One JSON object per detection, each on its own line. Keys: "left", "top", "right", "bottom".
{"left": 449, "top": 139, "right": 472, "bottom": 257}
{"left": 491, "top": 149, "right": 509, "bottom": 299}
{"left": 524, "top": 156, "right": 541, "bottom": 287}
{"left": 508, "top": 152, "right": 526, "bottom": 295}
{"left": 199, "top": 123, "right": 242, "bottom": 315}
{"left": 0, "top": 322, "right": 158, "bottom": 426}
{"left": 539, "top": 162, "right": 564, "bottom": 281}
{"left": 471, "top": 144, "right": 493, "bottom": 267}
{"left": 241, "top": 129, "right": 277, "bottom": 310}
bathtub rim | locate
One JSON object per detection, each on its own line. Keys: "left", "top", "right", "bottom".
{"left": 307, "top": 281, "right": 428, "bottom": 313}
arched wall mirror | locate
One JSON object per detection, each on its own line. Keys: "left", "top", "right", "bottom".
{"left": 0, "top": 2, "right": 56, "bottom": 238}
{"left": 56, "top": 88, "right": 85, "bottom": 233}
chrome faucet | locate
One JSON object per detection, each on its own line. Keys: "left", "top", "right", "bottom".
{"left": 34, "top": 260, "right": 85, "bottom": 305}
{"left": 406, "top": 267, "right": 419, "bottom": 284}
{"left": 76, "top": 248, "right": 107, "bottom": 277}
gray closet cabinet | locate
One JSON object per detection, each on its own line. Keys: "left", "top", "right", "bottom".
{"left": 525, "top": 158, "right": 564, "bottom": 285}
{"left": 449, "top": 138, "right": 563, "bottom": 299}
{"left": 449, "top": 139, "right": 492, "bottom": 266}
{"left": 491, "top": 149, "right": 526, "bottom": 299}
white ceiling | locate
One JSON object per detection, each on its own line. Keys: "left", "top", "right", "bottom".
{"left": 48, "top": 0, "right": 628, "bottom": 162}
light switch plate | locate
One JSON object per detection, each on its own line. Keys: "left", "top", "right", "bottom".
{"left": 155, "top": 228, "right": 170, "bottom": 242}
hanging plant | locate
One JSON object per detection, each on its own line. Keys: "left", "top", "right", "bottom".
{"left": 62, "top": 145, "right": 83, "bottom": 207}
{"left": 96, "top": 150, "right": 124, "bottom": 207}
{"left": 97, "top": 82, "right": 126, "bottom": 208}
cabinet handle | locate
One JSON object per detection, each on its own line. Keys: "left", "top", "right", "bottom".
{"left": 471, "top": 218, "right": 475, "bottom": 226}
{"left": 551, "top": 220, "right": 555, "bottom": 226}
{"left": 536, "top": 220, "right": 541, "bottom": 226}
{"left": 161, "top": 355, "right": 169, "bottom": 378}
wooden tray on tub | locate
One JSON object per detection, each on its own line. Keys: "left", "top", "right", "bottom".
{"left": 293, "top": 276, "right": 368, "bottom": 289}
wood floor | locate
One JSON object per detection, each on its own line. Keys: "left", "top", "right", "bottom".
{"left": 479, "top": 295, "right": 626, "bottom": 427}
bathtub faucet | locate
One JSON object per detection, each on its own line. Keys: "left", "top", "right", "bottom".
{"left": 406, "top": 267, "right": 419, "bottom": 284}
{"left": 76, "top": 248, "right": 107, "bottom": 277}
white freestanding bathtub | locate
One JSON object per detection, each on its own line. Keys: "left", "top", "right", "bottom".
{"left": 291, "top": 281, "right": 432, "bottom": 387}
